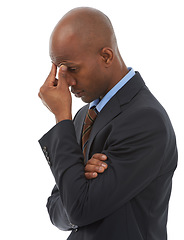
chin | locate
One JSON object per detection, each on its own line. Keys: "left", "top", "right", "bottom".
{"left": 81, "top": 98, "right": 91, "bottom": 103}
{"left": 81, "top": 96, "right": 94, "bottom": 104}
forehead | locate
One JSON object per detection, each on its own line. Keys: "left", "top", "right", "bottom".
{"left": 50, "top": 37, "right": 82, "bottom": 66}
{"left": 50, "top": 42, "right": 96, "bottom": 67}
{"left": 50, "top": 51, "right": 81, "bottom": 67}
{"left": 49, "top": 35, "right": 99, "bottom": 68}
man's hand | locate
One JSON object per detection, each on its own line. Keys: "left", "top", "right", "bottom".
{"left": 85, "top": 153, "right": 108, "bottom": 179}
{"left": 38, "top": 63, "right": 72, "bottom": 123}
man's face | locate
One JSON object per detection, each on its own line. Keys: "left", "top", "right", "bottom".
{"left": 50, "top": 37, "right": 111, "bottom": 103}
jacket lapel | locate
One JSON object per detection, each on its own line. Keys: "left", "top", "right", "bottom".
{"left": 84, "top": 95, "right": 121, "bottom": 162}
{"left": 85, "top": 72, "right": 145, "bottom": 162}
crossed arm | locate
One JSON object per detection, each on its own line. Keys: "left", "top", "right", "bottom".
{"left": 46, "top": 153, "right": 108, "bottom": 231}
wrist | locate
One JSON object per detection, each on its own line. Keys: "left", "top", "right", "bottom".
{"left": 55, "top": 114, "right": 72, "bottom": 123}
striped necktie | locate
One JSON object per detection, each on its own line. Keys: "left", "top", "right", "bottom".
{"left": 82, "top": 108, "right": 98, "bottom": 160}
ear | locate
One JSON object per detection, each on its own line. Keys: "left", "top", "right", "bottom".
{"left": 100, "top": 47, "right": 113, "bottom": 67}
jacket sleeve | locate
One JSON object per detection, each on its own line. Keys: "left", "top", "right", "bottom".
{"left": 46, "top": 185, "right": 78, "bottom": 231}
{"left": 38, "top": 108, "right": 176, "bottom": 227}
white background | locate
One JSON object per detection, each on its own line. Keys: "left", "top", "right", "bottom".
{"left": 0, "top": 0, "right": 183, "bottom": 239}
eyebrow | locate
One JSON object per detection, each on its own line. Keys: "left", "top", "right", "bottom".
{"left": 57, "top": 62, "right": 76, "bottom": 68}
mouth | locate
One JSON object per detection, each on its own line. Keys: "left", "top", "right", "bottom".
{"left": 71, "top": 90, "right": 85, "bottom": 98}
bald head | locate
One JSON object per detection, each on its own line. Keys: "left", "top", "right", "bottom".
{"left": 49, "top": 7, "right": 118, "bottom": 62}
{"left": 48, "top": 7, "right": 127, "bottom": 103}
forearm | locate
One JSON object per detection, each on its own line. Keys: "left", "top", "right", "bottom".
{"left": 47, "top": 185, "right": 78, "bottom": 231}
{"left": 39, "top": 120, "right": 103, "bottom": 226}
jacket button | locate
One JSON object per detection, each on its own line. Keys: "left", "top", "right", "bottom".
{"left": 43, "top": 147, "right": 52, "bottom": 166}
{"left": 75, "top": 228, "right": 78, "bottom": 232}
{"left": 46, "top": 156, "right": 52, "bottom": 166}
{"left": 43, "top": 146, "right": 47, "bottom": 153}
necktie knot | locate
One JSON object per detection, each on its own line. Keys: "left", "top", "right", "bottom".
{"left": 84, "top": 108, "right": 98, "bottom": 125}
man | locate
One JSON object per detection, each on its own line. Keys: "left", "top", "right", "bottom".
{"left": 38, "top": 7, "right": 178, "bottom": 240}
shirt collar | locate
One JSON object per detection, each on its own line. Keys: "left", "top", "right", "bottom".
{"left": 89, "top": 67, "right": 135, "bottom": 112}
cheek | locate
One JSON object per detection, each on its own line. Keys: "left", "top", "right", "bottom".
{"left": 88, "top": 78, "right": 106, "bottom": 100}
{"left": 78, "top": 62, "right": 105, "bottom": 94}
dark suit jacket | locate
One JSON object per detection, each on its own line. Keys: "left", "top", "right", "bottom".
{"left": 39, "top": 72, "right": 177, "bottom": 240}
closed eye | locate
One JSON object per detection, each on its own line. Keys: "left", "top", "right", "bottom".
{"left": 68, "top": 67, "right": 78, "bottom": 73}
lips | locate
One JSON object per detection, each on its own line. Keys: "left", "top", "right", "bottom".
{"left": 71, "top": 90, "right": 85, "bottom": 98}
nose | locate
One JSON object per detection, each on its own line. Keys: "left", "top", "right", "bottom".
{"left": 66, "top": 73, "right": 77, "bottom": 87}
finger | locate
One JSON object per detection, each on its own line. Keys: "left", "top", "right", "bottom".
{"left": 87, "top": 157, "right": 108, "bottom": 169}
{"left": 47, "top": 63, "right": 57, "bottom": 79}
{"left": 50, "top": 63, "right": 57, "bottom": 77}
{"left": 85, "top": 172, "right": 98, "bottom": 180}
{"left": 58, "top": 65, "right": 67, "bottom": 79}
{"left": 44, "top": 63, "right": 57, "bottom": 86}
{"left": 85, "top": 164, "right": 106, "bottom": 173}
{"left": 57, "top": 65, "right": 69, "bottom": 88}
{"left": 92, "top": 153, "right": 107, "bottom": 161}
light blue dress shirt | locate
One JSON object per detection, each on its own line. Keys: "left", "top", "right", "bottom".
{"left": 89, "top": 68, "right": 135, "bottom": 112}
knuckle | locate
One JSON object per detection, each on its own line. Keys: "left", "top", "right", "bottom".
{"left": 92, "top": 153, "right": 99, "bottom": 158}
{"left": 85, "top": 165, "right": 92, "bottom": 172}
{"left": 97, "top": 160, "right": 103, "bottom": 166}
{"left": 92, "top": 154, "right": 96, "bottom": 159}
{"left": 84, "top": 174, "right": 89, "bottom": 179}
{"left": 85, "top": 173, "right": 92, "bottom": 180}
{"left": 88, "top": 159, "right": 92, "bottom": 164}
{"left": 96, "top": 167, "right": 101, "bottom": 172}
{"left": 39, "top": 86, "right": 45, "bottom": 94}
